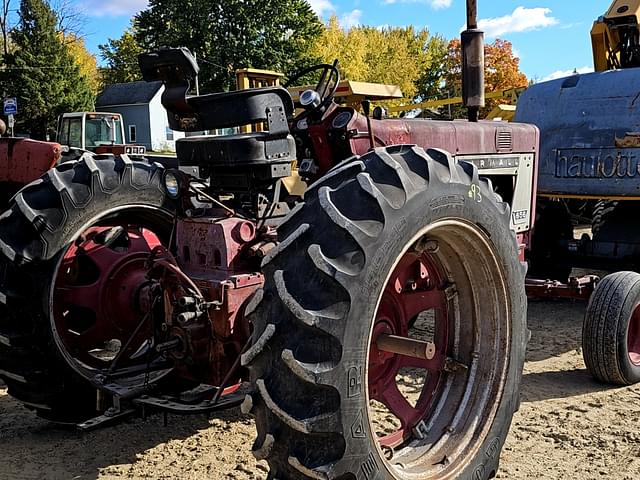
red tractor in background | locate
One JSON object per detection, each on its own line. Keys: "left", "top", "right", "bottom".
{"left": 0, "top": 1, "right": 533, "bottom": 478}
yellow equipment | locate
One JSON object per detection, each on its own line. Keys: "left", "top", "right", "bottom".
{"left": 592, "top": 0, "right": 640, "bottom": 71}
{"left": 288, "top": 80, "right": 403, "bottom": 108}
{"left": 235, "top": 68, "right": 284, "bottom": 89}
{"left": 386, "top": 87, "right": 525, "bottom": 118}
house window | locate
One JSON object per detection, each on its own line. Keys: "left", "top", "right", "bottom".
{"left": 166, "top": 127, "right": 174, "bottom": 141}
{"left": 128, "top": 125, "right": 137, "bottom": 143}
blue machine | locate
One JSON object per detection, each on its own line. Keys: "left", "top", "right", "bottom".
{"left": 516, "top": 68, "right": 640, "bottom": 199}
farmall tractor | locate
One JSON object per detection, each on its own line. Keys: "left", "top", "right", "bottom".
{"left": 0, "top": 3, "right": 535, "bottom": 478}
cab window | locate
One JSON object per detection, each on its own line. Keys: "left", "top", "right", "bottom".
{"left": 67, "top": 118, "right": 82, "bottom": 148}
{"left": 58, "top": 119, "right": 70, "bottom": 145}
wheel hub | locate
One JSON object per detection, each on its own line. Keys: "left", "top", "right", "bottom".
{"left": 368, "top": 251, "right": 449, "bottom": 448}
{"left": 629, "top": 305, "right": 640, "bottom": 365}
{"left": 52, "top": 226, "right": 161, "bottom": 369}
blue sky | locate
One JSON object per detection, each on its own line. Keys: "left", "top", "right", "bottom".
{"left": 77, "top": 0, "right": 608, "bottom": 82}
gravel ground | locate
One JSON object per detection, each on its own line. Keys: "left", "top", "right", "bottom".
{"left": 1, "top": 297, "right": 640, "bottom": 479}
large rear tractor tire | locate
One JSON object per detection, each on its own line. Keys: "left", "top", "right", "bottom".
{"left": 0, "top": 155, "right": 174, "bottom": 422}
{"left": 243, "top": 146, "right": 527, "bottom": 479}
{"left": 583, "top": 271, "right": 640, "bottom": 385}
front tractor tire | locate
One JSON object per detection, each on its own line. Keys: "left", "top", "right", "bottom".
{"left": 0, "top": 155, "right": 174, "bottom": 422}
{"left": 244, "top": 146, "right": 527, "bottom": 479}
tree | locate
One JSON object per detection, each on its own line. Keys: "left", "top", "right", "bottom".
{"left": 134, "top": 0, "right": 323, "bottom": 93}
{"left": 0, "top": 0, "right": 10, "bottom": 56}
{"left": 1, "top": 0, "right": 84, "bottom": 57}
{"left": 64, "top": 32, "right": 100, "bottom": 95}
{"left": 420, "top": 38, "right": 528, "bottom": 118}
{"left": 0, "top": 0, "right": 93, "bottom": 138}
{"left": 99, "top": 27, "right": 143, "bottom": 85}
{"left": 313, "top": 16, "right": 447, "bottom": 102}
{"left": 51, "top": 0, "right": 85, "bottom": 37}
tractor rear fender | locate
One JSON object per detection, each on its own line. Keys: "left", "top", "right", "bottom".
{"left": 0, "top": 138, "right": 61, "bottom": 186}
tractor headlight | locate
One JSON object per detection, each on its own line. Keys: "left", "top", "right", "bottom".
{"left": 163, "top": 170, "right": 181, "bottom": 199}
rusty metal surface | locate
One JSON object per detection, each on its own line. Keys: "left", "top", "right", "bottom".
{"left": 0, "top": 138, "right": 60, "bottom": 185}
{"left": 345, "top": 111, "right": 539, "bottom": 158}
{"left": 163, "top": 216, "right": 264, "bottom": 386}
{"left": 615, "top": 132, "right": 640, "bottom": 148}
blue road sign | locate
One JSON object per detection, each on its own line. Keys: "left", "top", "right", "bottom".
{"left": 3, "top": 98, "right": 17, "bottom": 115}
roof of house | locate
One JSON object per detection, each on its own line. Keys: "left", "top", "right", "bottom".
{"left": 96, "top": 81, "right": 163, "bottom": 107}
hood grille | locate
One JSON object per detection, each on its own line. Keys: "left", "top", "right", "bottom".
{"left": 497, "top": 130, "right": 513, "bottom": 151}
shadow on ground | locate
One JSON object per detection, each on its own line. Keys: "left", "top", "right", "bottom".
{"left": 0, "top": 387, "right": 247, "bottom": 480}
{"left": 520, "top": 368, "right": 618, "bottom": 403}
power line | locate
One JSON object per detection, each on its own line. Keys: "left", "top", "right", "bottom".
{"left": 0, "top": 65, "right": 72, "bottom": 70}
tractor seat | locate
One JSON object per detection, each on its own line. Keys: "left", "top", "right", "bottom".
{"left": 176, "top": 131, "right": 295, "bottom": 167}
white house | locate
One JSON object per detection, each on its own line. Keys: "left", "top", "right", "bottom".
{"left": 96, "top": 81, "right": 184, "bottom": 152}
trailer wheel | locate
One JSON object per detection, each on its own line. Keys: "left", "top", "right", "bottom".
{"left": 244, "top": 146, "right": 527, "bottom": 479}
{"left": 528, "top": 201, "right": 572, "bottom": 282}
{"left": 0, "top": 155, "right": 174, "bottom": 422}
{"left": 583, "top": 271, "right": 640, "bottom": 385}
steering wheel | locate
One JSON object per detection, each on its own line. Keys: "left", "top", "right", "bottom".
{"left": 285, "top": 62, "right": 341, "bottom": 117}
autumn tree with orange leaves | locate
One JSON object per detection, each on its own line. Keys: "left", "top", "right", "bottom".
{"left": 419, "top": 38, "right": 528, "bottom": 118}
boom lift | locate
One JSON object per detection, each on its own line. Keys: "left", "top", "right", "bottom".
{"left": 517, "top": 0, "right": 640, "bottom": 385}
{"left": 592, "top": 0, "right": 640, "bottom": 70}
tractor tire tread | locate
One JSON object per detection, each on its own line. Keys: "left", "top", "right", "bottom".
{"left": 0, "top": 156, "right": 171, "bottom": 421}
{"left": 246, "top": 146, "right": 525, "bottom": 479}
{"left": 583, "top": 271, "right": 640, "bottom": 385}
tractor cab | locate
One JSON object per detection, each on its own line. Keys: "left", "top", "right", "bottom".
{"left": 56, "top": 112, "right": 146, "bottom": 159}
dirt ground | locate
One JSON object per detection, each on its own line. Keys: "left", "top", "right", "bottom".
{"left": 1, "top": 298, "right": 640, "bottom": 480}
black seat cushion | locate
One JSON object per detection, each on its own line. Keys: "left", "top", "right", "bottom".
{"left": 176, "top": 133, "right": 295, "bottom": 167}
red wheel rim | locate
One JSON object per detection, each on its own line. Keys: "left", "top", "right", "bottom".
{"left": 368, "top": 251, "right": 448, "bottom": 449}
{"left": 52, "top": 226, "right": 161, "bottom": 370}
{"left": 628, "top": 305, "right": 640, "bottom": 366}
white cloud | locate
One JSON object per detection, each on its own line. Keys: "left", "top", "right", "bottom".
{"left": 541, "top": 66, "right": 594, "bottom": 82}
{"left": 81, "top": 0, "right": 148, "bottom": 16}
{"left": 341, "top": 9, "right": 363, "bottom": 28}
{"left": 307, "top": 0, "right": 335, "bottom": 16}
{"left": 476, "top": 7, "right": 559, "bottom": 38}
{"left": 383, "top": 0, "right": 453, "bottom": 10}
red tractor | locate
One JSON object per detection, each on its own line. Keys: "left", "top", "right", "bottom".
{"left": 0, "top": 3, "right": 534, "bottom": 478}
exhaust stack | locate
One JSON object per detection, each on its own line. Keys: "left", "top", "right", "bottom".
{"left": 462, "top": 0, "right": 485, "bottom": 122}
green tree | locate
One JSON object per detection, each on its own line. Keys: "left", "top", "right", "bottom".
{"left": 0, "top": 0, "right": 93, "bottom": 138}
{"left": 99, "top": 27, "right": 143, "bottom": 85}
{"left": 134, "top": 0, "right": 323, "bottom": 93}
{"left": 313, "top": 16, "right": 448, "bottom": 103}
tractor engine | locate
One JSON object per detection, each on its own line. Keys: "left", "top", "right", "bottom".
{"left": 138, "top": 48, "right": 295, "bottom": 388}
